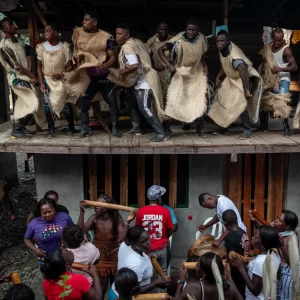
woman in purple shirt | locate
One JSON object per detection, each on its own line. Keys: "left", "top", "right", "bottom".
{"left": 24, "top": 198, "right": 73, "bottom": 264}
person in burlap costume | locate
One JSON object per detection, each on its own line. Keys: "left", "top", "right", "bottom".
{"left": 158, "top": 19, "right": 209, "bottom": 137}
{"left": 71, "top": 11, "right": 120, "bottom": 138}
{"left": 0, "top": 18, "right": 40, "bottom": 139}
{"left": 208, "top": 30, "right": 262, "bottom": 139}
{"left": 113, "top": 23, "right": 168, "bottom": 142}
{"left": 146, "top": 22, "right": 173, "bottom": 95}
{"left": 257, "top": 28, "right": 298, "bottom": 136}
{"left": 36, "top": 23, "right": 76, "bottom": 139}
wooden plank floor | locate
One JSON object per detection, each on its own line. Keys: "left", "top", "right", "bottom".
{"left": 1, "top": 119, "right": 300, "bottom": 154}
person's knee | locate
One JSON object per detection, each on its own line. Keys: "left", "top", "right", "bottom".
{"left": 79, "top": 97, "right": 91, "bottom": 113}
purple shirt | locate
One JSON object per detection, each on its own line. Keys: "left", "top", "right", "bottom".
{"left": 25, "top": 212, "right": 73, "bottom": 255}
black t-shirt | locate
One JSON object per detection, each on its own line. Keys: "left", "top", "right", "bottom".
{"left": 225, "top": 229, "right": 249, "bottom": 299}
{"left": 32, "top": 204, "right": 69, "bottom": 217}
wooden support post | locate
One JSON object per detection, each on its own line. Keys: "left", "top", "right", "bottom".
{"left": 120, "top": 155, "right": 128, "bottom": 206}
{"left": 226, "top": 154, "right": 243, "bottom": 212}
{"left": 137, "top": 155, "right": 145, "bottom": 208}
{"left": 224, "top": 0, "right": 228, "bottom": 26}
{"left": 105, "top": 155, "right": 112, "bottom": 196}
{"left": 169, "top": 155, "right": 177, "bottom": 208}
{"left": 153, "top": 155, "right": 160, "bottom": 185}
{"left": 243, "top": 155, "right": 252, "bottom": 235}
{"left": 32, "top": 0, "right": 48, "bottom": 26}
{"left": 254, "top": 154, "right": 265, "bottom": 218}
{"left": 88, "top": 155, "right": 97, "bottom": 201}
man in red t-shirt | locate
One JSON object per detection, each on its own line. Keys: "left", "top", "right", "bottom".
{"left": 136, "top": 185, "right": 173, "bottom": 273}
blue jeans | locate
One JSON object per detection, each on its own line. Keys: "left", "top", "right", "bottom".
{"left": 272, "top": 80, "right": 290, "bottom": 94}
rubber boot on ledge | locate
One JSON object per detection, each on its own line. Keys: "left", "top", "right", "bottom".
{"left": 146, "top": 115, "right": 168, "bottom": 142}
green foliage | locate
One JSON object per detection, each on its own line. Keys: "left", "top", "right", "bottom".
{"left": 57, "top": 274, "right": 73, "bottom": 299}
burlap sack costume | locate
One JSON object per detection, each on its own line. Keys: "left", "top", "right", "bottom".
{"left": 0, "top": 38, "right": 42, "bottom": 124}
{"left": 146, "top": 34, "right": 173, "bottom": 94}
{"left": 259, "top": 43, "right": 292, "bottom": 121}
{"left": 116, "top": 37, "right": 164, "bottom": 121}
{"left": 208, "top": 43, "right": 262, "bottom": 128}
{"left": 64, "top": 27, "right": 110, "bottom": 100}
{"left": 36, "top": 42, "right": 77, "bottom": 117}
{"left": 164, "top": 32, "right": 208, "bottom": 123}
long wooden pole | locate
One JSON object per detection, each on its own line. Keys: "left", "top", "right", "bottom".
{"left": 83, "top": 200, "right": 135, "bottom": 212}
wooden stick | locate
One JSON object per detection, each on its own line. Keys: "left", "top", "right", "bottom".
{"left": 183, "top": 262, "right": 197, "bottom": 270}
{"left": 151, "top": 257, "right": 168, "bottom": 280}
{"left": 72, "top": 262, "right": 89, "bottom": 270}
{"left": 11, "top": 272, "right": 21, "bottom": 284}
{"left": 228, "top": 251, "right": 250, "bottom": 265}
{"left": 32, "top": 0, "right": 47, "bottom": 27}
{"left": 249, "top": 209, "right": 270, "bottom": 225}
{"left": 133, "top": 293, "right": 169, "bottom": 300}
{"left": 83, "top": 200, "right": 135, "bottom": 212}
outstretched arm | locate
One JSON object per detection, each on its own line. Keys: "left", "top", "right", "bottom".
{"left": 158, "top": 44, "right": 176, "bottom": 72}
{"left": 77, "top": 202, "right": 97, "bottom": 234}
{"left": 197, "top": 215, "right": 218, "bottom": 232}
{"left": 237, "top": 63, "right": 252, "bottom": 100}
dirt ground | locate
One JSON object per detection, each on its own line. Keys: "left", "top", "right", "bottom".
{"left": 0, "top": 154, "right": 44, "bottom": 299}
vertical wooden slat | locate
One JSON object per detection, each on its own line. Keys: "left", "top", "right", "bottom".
{"left": 120, "top": 155, "right": 128, "bottom": 206}
{"left": 105, "top": 155, "right": 112, "bottom": 196}
{"left": 243, "top": 154, "right": 252, "bottom": 235}
{"left": 169, "top": 155, "right": 177, "bottom": 208}
{"left": 88, "top": 155, "right": 97, "bottom": 201}
{"left": 268, "top": 154, "right": 285, "bottom": 221}
{"left": 226, "top": 154, "right": 243, "bottom": 211}
{"left": 137, "top": 155, "right": 145, "bottom": 208}
{"left": 224, "top": 0, "right": 229, "bottom": 25}
{"left": 153, "top": 155, "right": 161, "bottom": 185}
{"left": 254, "top": 154, "right": 265, "bottom": 217}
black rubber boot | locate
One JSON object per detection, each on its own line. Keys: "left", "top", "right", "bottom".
{"left": 46, "top": 128, "right": 55, "bottom": 139}
{"left": 283, "top": 118, "right": 292, "bottom": 136}
{"left": 147, "top": 115, "right": 168, "bottom": 142}
{"left": 124, "top": 110, "right": 142, "bottom": 136}
{"left": 254, "top": 111, "right": 269, "bottom": 132}
{"left": 239, "top": 109, "right": 252, "bottom": 139}
{"left": 64, "top": 104, "right": 75, "bottom": 135}
{"left": 11, "top": 122, "right": 30, "bottom": 139}
{"left": 45, "top": 109, "right": 55, "bottom": 138}
{"left": 196, "top": 117, "right": 207, "bottom": 137}
{"left": 162, "top": 120, "right": 172, "bottom": 138}
{"left": 110, "top": 111, "right": 121, "bottom": 138}
{"left": 75, "top": 113, "right": 90, "bottom": 138}
{"left": 21, "top": 127, "right": 35, "bottom": 135}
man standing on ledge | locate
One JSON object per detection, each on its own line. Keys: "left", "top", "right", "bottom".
{"left": 0, "top": 18, "right": 40, "bottom": 139}
{"left": 197, "top": 193, "right": 246, "bottom": 248}
{"left": 208, "top": 30, "right": 262, "bottom": 139}
{"left": 72, "top": 11, "right": 120, "bottom": 138}
{"left": 115, "top": 23, "right": 167, "bottom": 142}
{"left": 136, "top": 185, "right": 173, "bottom": 273}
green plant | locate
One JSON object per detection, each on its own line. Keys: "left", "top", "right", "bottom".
{"left": 57, "top": 274, "right": 73, "bottom": 299}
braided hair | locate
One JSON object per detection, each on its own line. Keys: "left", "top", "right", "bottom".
{"left": 98, "top": 194, "right": 120, "bottom": 239}
{"left": 62, "top": 224, "right": 84, "bottom": 249}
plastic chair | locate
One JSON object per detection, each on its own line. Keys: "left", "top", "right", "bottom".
{"left": 195, "top": 217, "right": 222, "bottom": 240}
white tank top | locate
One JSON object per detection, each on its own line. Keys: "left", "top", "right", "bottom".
{"left": 272, "top": 45, "right": 291, "bottom": 82}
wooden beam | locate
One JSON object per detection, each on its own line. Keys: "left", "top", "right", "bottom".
{"left": 28, "top": 0, "right": 35, "bottom": 48}
{"left": 224, "top": 0, "right": 228, "bottom": 26}
{"left": 153, "top": 155, "right": 160, "bottom": 185}
{"left": 137, "top": 155, "right": 145, "bottom": 208}
{"left": 120, "top": 155, "right": 128, "bottom": 206}
{"left": 32, "top": 0, "right": 48, "bottom": 26}
{"left": 268, "top": 0, "right": 288, "bottom": 19}
{"left": 105, "top": 154, "right": 112, "bottom": 196}
{"left": 254, "top": 154, "right": 265, "bottom": 218}
{"left": 226, "top": 154, "right": 243, "bottom": 211}
{"left": 88, "top": 155, "right": 97, "bottom": 201}
{"left": 169, "top": 155, "right": 177, "bottom": 208}
{"left": 243, "top": 154, "right": 252, "bottom": 235}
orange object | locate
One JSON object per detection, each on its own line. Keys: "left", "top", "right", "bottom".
{"left": 150, "top": 257, "right": 168, "bottom": 280}
{"left": 183, "top": 262, "right": 198, "bottom": 269}
{"left": 83, "top": 200, "right": 135, "bottom": 212}
{"left": 249, "top": 209, "right": 270, "bottom": 225}
{"left": 229, "top": 251, "right": 250, "bottom": 265}
{"left": 72, "top": 262, "right": 89, "bottom": 270}
{"left": 11, "top": 272, "right": 21, "bottom": 284}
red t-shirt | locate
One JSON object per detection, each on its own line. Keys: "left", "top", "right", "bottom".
{"left": 136, "top": 205, "right": 173, "bottom": 252}
{"left": 43, "top": 272, "right": 90, "bottom": 300}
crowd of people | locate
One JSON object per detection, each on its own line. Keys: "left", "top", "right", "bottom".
{"left": 0, "top": 186, "right": 299, "bottom": 300}
{"left": 0, "top": 11, "right": 298, "bottom": 141}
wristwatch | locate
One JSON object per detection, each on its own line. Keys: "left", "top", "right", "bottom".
{"left": 177, "top": 280, "right": 185, "bottom": 285}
